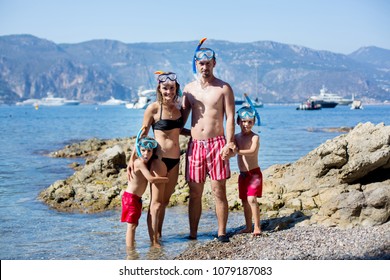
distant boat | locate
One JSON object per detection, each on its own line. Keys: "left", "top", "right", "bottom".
{"left": 125, "top": 89, "right": 155, "bottom": 109}
{"left": 296, "top": 100, "right": 322, "bottom": 110}
{"left": 16, "top": 92, "right": 80, "bottom": 106}
{"left": 350, "top": 100, "right": 363, "bottom": 110}
{"left": 350, "top": 93, "right": 363, "bottom": 110}
{"left": 311, "top": 100, "right": 338, "bottom": 108}
{"left": 234, "top": 96, "right": 245, "bottom": 105}
{"left": 247, "top": 97, "right": 263, "bottom": 108}
{"left": 16, "top": 99, "right": 40, "bottom": 106}
{"left": 98, "top": 97, "right": 126, "bottom": 106}
{"left": 309, "top": 86, "right": 353, "bottom": 106}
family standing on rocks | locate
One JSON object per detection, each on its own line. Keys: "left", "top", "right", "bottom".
{"left": 123, "top": 38, "right": 263, "bottom": 252}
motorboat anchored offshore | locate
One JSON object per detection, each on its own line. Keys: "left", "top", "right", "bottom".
{"left": 296, "top": 99, "right": 322, "bottom": 110}
{"left": 309, "top": 86, "right": 353, "bottom": 106}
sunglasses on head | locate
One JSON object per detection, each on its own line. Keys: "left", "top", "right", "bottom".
{"left": 157, "top": 72, "right": 177, "bottom": 83}
{"left": 138, "top": 138, "right": 158, "bottom": 150}
{"left": 194, "top": 48, "right": 215, "bottom": 61}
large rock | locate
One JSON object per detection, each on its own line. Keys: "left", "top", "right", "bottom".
{"left": 261, "top": 122, "right": 390, "bottom": 228}
{"left": 40, "top": 144, "right": 129, "bottom": 212}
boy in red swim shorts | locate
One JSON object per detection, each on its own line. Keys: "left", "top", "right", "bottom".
{"left": 121, "top": 137, "right": 168, "bottom": 254}
{"left": 233, "top": 106, "right": 263, "bottom": 236}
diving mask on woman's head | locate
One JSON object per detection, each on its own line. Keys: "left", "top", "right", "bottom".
{"left": 237, "top": 106, "right": 256, "bottom": 120}
{"left": 138, "top": 137, "right": 158, "bottom": 150}
{"left": 155, "top": 71, "right": 177, "bottom": 83}
{"left": 194, "top": 48, "right": 215, "bottom": 61}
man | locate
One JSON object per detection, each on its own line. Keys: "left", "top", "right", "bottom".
{"left": 181, "top": 44, "right": 235, "bottom": 242}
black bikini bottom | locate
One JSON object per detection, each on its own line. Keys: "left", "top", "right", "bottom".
{"left": 162, "top": 157, "right": 180, "bottom": 172}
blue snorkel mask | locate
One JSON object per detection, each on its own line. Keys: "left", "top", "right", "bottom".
{"left": 135, "top": 127, "right": 157, "bottom": 157}
{"left": 192, "top": 37, "right": 207, "bottom": 79}
{"left": 194, "top": 48, "right": 215, "bottom": 61}
{"left": 135, "top": 130, "right": 157, "bottom": 157}
{"left": 138, "top": 137, "right": 158, "bottom": 150}
{"left": 237, "top": 106, "right": 256, "bottom": 121}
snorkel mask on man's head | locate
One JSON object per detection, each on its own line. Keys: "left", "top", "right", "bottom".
{"left": 193, "top": 37, "right": 217, "bottom": 79}
{"left": 194, "top": 48, "right": 215, "bottom": 62}
{"left": 236, "top": 106, "right": 256, "bottom": 123}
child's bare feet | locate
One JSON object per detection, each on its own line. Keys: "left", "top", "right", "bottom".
{"left": 126, "top": 248, "right": 139, "bottom": 260}
{"left": 252, "top": 228, "right": 262, "bottom": 237}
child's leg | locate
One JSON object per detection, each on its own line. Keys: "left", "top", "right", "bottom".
{"left": 248, "top": 196, "right": 261, "bottom": 234}
{"left": 239, "top": 198, "right": 253, "bottom": 233}
{"left": 126, "top": 223, "right": 137, "bottom": 251}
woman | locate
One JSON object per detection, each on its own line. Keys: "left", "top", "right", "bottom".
{"left": 128, "top": 71, "right": 183, "bottom": 248}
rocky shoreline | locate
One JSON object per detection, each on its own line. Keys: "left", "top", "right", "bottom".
{"left": 38, "top": 122, "right": 390, "bottom": 259}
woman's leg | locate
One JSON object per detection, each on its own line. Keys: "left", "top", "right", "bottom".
{"left": 158, "top": 164, "right": 179, "bottom": 237}
{"left": 147, "top": 160, "right": 167, "bottom": 247}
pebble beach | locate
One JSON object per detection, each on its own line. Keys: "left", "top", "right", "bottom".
{"left": 175, "top": 222, "right": 390, "bottom": 260}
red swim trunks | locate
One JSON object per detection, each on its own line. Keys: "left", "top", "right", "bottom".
{"left": 238, "top": 167, "right": 263, "bottom": 200}
{"left": 121, "top": 192, "right": 142, "bottom": 225}
{"left": 186, "top": 136, "right": 231, "bottom": 183}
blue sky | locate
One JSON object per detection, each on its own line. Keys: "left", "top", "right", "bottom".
{"left": 0, "top": 0, "right": 389, "bottom": 54}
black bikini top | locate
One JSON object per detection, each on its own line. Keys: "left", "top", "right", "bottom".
{"left": 152, "top": 104, "right": 184, "bottom": 131}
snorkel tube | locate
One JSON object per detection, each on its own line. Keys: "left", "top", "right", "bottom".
{"left": 244, "top": 93, "right": 261, "bottom": 126}
{"left": 192, "top": 37, "right": 207, "bottom": 80}
{"left": 135, "top": 126, "right": 146, "bottom": 157}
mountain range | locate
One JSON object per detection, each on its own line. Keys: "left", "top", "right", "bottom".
{"left": 1, "top": 34, "right": 389, "bottom": 104}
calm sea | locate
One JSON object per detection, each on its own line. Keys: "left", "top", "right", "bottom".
{"left": 0, "top": 104, "right": 389, "bottom": 260}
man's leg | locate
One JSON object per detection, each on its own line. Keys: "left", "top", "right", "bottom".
{"left": 188, "top": 182, "right": 204, "bottom": 239}
{"left": 211, "top": 179, "right": 228, "bottom": 237}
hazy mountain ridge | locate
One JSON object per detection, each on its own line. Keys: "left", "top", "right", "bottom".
{"left": 0, "top": 34, "right": 389, "bottom": 104}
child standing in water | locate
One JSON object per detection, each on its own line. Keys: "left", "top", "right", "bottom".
{"left": 234, "top": 107, "right": 263, "bottom": 236}
{"left": 121, "top": 136, "right": 169, "bottom": 254}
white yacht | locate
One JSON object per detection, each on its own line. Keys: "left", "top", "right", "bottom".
{"left": 98, "top": 97, "right": 126, "bottom": 106}
{"left": 16, "top": 93, "right": 80, "bottom": 106}
{"left": 310, "top": 86, "right": 353, "bottom": 106}
{"left": 125, "top": 89, "right": 155, "bottom": 109}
